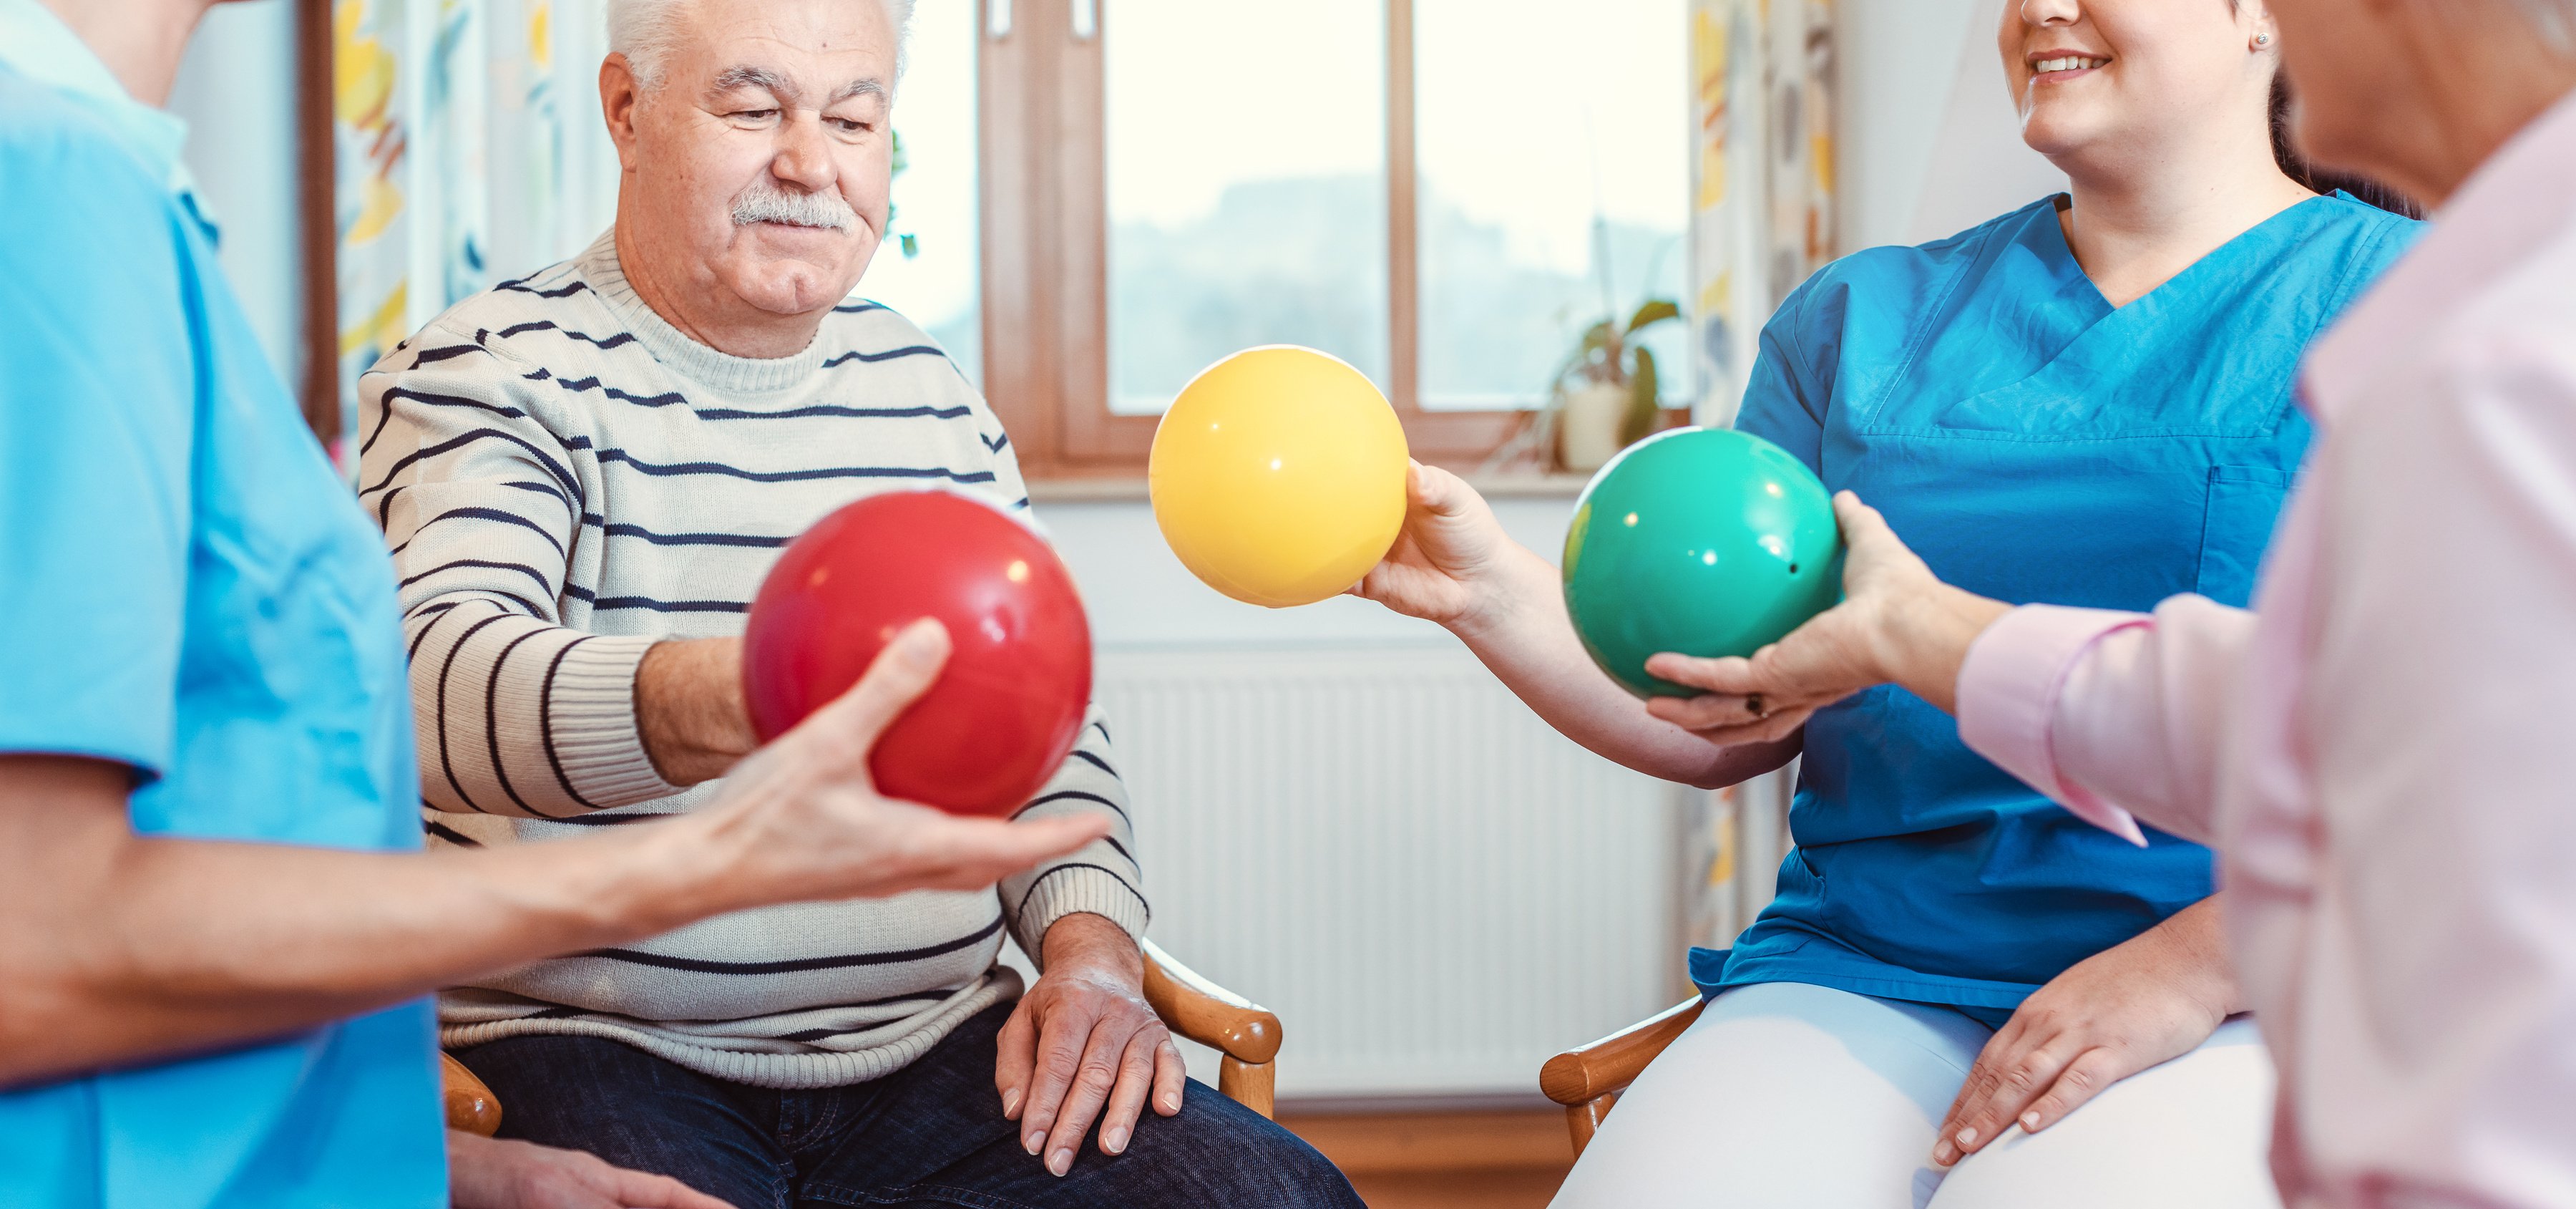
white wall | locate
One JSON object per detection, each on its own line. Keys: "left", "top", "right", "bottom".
{"left": 1835, "top": 0, "right": 2068, "bottom": 252}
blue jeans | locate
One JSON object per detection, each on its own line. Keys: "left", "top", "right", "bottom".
{"left": 453, "top": 1001, "right": 1362, "bottom": 1209}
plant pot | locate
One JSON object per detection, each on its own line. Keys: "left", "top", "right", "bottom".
{"left": 1558, "top": 381, "right": 1631, "bottom": 473}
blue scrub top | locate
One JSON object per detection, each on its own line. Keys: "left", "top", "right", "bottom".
{"left": 0, "top": 41, "right": 445, "bottom": 1209}
{"left": 1696, "top": 194, "right": 2419, "bottom": 1026}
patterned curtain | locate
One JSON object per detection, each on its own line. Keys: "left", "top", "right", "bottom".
{"left": 1679, "top": 0, "right": 1834, "bottom": 954}
{"left": 329, "top": 0, "right": 616, "bottom": 465}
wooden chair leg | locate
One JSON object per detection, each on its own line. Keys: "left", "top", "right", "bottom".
{"left": 1566, "top": 1091, "right": 1616, "bottom": 1159}
{"left": 1219, "top": 1056, "right": 1276, "bottom": 1120}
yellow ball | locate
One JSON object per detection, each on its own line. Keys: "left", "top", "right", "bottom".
{"left": 1148, "top": 346, "right": 1411, "bottom": 608}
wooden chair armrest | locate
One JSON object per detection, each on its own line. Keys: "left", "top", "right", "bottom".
{"left": 441, "top": 1052, "right": 502, "bottom": 1136}
{"left": 1140, "top": 938, "right": 1281, "bottom": 1065}
{"left": 1539, "top": 996, "right": 1705, "bottom": 1107}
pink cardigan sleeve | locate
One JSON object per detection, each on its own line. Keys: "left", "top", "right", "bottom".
{"left": 1955, "top": 596, "right": 2258, "bottom": 847}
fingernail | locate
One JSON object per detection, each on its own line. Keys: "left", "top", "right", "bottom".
{"left": 1001, "top": 1089, "right": 1021, "bottom": 1117}
{"left": 1932, "top": 1141, "right": 1957, "bottom": 1167}
{"left": 1048, "top": 1147, "right": 1073, "bottom": 1176}
{"left": 2020, "top": 1111, "right": 2039, "bottom": 1131}
{"left": 1103, "top": 1126, "right": 1129, "bottom": 1154}
{"left": 897, "top": 621, "right": 945, "bottom": 667}
{"left": 1024, "top": 1130, "right": 1044, "bottom": 1155}
{"left": 1162, "top": 1091, "right": 1182, "bottom": 1112}
{"left": 1956, "top": 1126, "right": 1978, "bottom": 1148}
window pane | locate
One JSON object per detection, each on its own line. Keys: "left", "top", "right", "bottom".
{"left": 1107, "top": 0, "right": 1389, "bottom": 416}
{"left": 1415, "top": 0, "right": 1689, "bottom": 412}
{"left": 862, "top": 0, "right": 982, "bottom": 387}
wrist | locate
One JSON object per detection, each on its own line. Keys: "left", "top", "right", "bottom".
{"left": 589, "top": 808, "right": 746, "bottom": 934}
{"left": 1038, "top": 911, "right": 1143, "bottom": 982}
{"left": 637, "top": 638, "right": 756, "bottom": 785}
{"left": 1878, "top": 583, "right": 2013, "bottom": 714}
{"left": 2152, "top": 897, "right": 2245, "bottom": 1018}
{"left": 1450, "top": 543, "right": 1554, "bottom": 643}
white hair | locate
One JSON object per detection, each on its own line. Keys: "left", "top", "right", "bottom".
{"left": 610, "top": 0, "right": 915, "bottom": 92}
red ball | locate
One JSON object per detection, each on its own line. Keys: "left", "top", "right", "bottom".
{"left": 741, "top": 490, "right": 1093, "bottom": 817}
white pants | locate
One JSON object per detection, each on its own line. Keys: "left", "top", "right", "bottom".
{"left": 1550, "top": 981, "right": 2279, "bottom": 1209}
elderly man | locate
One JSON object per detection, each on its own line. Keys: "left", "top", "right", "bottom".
{"left": 0, "top": 0, "right": 1106, "bottom": 1205}
{"left": 356, "top": 0, "right": 1360, "bottom": 1204}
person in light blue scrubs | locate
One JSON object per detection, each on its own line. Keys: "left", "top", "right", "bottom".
{"left": 1352, "top": 2, "right": 2421, "bottom": 1205}
{"left": 0, "top": 11, "right": 447, "bottom": 1204}
{"left": 0, "top": 4, "right": 1108, "bottom": 1205}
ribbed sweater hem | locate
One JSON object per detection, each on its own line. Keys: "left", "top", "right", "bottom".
{"left": 441, "top": 977, "right": 1016, "bottom": 1089}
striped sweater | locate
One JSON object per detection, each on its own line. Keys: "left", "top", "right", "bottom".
{"left": 356, "top": 230, "right": 1146, "bottom": 1089}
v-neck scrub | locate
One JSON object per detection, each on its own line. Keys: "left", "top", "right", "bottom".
{"left": 1696, "top": 195, "right": 2419, "bottom": 1025}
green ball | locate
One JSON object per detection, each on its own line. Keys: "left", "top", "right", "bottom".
{"left": 1562, "top": 427, "right": 1844, "bottom": 699}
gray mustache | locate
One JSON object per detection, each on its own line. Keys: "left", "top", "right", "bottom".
{"left": 731, "top": 183, "right": 856, "bottom": 231}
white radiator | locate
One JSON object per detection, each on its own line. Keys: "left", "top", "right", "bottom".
{"left": 1089, "top": 644, "right": 1692, "bottom": 1102}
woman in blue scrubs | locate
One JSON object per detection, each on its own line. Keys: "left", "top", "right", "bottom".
{"left": 1356, "top": 1, "right": 2416, "bottom": 1205}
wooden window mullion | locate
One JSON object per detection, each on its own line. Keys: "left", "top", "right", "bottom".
{"left": 1052, "top": 0, "right": 1157, "bottom": 470}
{"left": 1386, "top": 0, "right": 1419, "bottom": 421}
{"left": 979, "top": 0, "right": 1058, "bottom": 470}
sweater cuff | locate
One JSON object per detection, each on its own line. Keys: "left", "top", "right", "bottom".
{"left": 1957, "top": 605, "right": 2151, "bottom": 847}
{"left": 1013, "top": 865, "right": 1151, "bottom": 965}
{"left": 547, "top": 634, "right": 686, "bottom": 810}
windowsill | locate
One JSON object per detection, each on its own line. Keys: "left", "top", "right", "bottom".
{"left": 1027, "top": 472, "right": 1596, "bottom": 505}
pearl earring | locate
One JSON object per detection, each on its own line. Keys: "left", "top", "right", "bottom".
{"left": 2256, "top": 33, "right": 2273, "bottom": 47}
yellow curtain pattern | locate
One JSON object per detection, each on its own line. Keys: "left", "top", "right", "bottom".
{"left": 329, "top": 0, "right": 615, "bottom": 463}
{"left": 1684, "top": 0, "right": 1834, "bottom": 952}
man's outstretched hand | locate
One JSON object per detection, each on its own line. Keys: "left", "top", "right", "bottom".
{"left": 995, "top": 913, "right": 1185, "bottom": 1175}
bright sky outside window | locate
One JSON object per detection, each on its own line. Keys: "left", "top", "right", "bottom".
{"left": 1415, "top": 0, "right": 1689, "bottom": 412}
{"left": 1105, "top": 0, "right": 1390, "bottom": 416}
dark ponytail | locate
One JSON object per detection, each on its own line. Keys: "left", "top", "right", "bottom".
{"left": 2270, "top": 74, "right": 2420, "bottom": 217}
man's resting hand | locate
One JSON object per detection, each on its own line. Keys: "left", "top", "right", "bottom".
{"left": 995, "top": 912, "right": 1186, "bottom": 1175}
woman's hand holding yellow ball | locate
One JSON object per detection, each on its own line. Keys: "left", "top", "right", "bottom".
{"left": 1347, "top": 461, "right": 1552, "bottom": 636}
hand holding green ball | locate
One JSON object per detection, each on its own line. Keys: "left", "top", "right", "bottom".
{"left": 1562, "top": 428, "right": 1845, "bottom": 699}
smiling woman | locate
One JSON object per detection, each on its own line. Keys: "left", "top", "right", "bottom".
{"left": 1337, "top": 3, "right": 2425, "bottom": 1208}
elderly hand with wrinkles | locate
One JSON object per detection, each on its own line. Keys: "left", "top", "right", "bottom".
{"left": 994, "top": 913, "right": 1186, "bottom": 1176}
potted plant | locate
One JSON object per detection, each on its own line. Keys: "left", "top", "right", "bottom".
{"left": 1484, "top": 296, "right": 1682, "bottom": 475}
{"left": 1551, "top": 298, "right": 1680, "bottom": 472}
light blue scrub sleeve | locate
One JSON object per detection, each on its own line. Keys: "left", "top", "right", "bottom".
{"left": 0, "top": 130, "right": 195, "bottom": 780}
